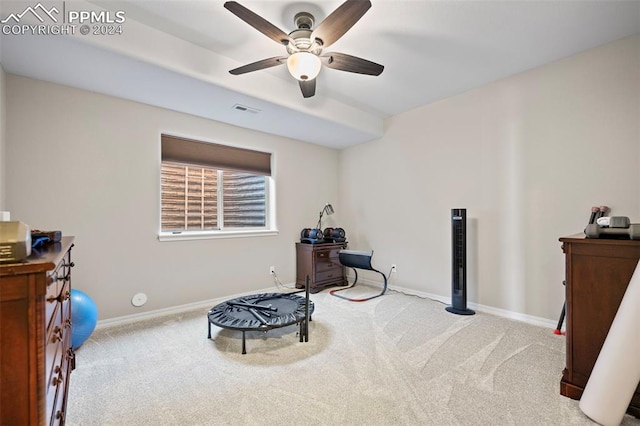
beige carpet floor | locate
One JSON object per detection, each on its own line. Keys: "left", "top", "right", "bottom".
{"left": 66, "top": 287, "right": 640, "bottom": 425}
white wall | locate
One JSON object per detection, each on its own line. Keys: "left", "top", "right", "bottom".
{"left": 339, "top": 35, "right": 640, "bottom": 321}
{"left": 0, "top": 64, "right": 5, "bottom": 210}
{"left": 5, "top": 76, "right": 341, "bottom": 319}
{"left": 6, "top": 35, "right": 640, "bottom": 323}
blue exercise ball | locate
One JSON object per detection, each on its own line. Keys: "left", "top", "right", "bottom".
{"left": 71, "top": 289, "right": 98, "bottom": 349}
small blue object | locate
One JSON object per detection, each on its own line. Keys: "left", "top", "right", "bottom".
{"left": 70, "top": 289, "right": 98, "bottom": 349}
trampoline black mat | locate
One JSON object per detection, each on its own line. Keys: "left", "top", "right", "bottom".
{"left": 207, "top": 292, "right": 314, "bottom": 353}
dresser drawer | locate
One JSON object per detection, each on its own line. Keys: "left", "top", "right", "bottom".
{"left": 45, "top": 339, "right": 64, "bottom": 423}
{"left": 328, "top": 247, "right": 342, "bottom": 259}
{"left": 45, "top": 304, "right": 63, "bottom": 389}
{"left": 49, "top": 351, "right": 70, "bottom": 426}
{"left": 314, "top": 247, "right": 342, "bottom": 261}
{"left": 314, "top": 247, "right": 342, "bottom": 272}
{"left": 46, "top": 309, "right": 72, "bottom": 426}
{"left": 315, "top": 257, "right": 342, "bottom": 273}
{"left": 60, "top": 281, "right": 71, "bottom": 321}
{"left": 315, "top": 269, "right": 344, "bottom": 284}
{"left": 45, "top": 276, "right": 61, "bottom": 330}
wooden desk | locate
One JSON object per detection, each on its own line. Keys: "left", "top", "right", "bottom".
{"left": 559, "top": 234, "right": 640, "bottom": 417}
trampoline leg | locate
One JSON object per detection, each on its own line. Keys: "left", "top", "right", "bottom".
{"left": 299, "top": 320, "right": 308, "bottom": 343}
{"left": 207, "top": 321, "right": 211, "bottom": 339}
{"left": 242, "top": 331, "right": 246, "bottom": 355}
{"left": 304, "top": 274, "right": 310, "bottom": 342}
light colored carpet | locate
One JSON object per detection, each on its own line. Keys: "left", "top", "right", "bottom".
{"left": 66, "top": 288, "right": 640, "bottom": 425}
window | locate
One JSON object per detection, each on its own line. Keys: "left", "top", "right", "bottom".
{"left": 159, "top": 135, "right": 276, "bottom": 241}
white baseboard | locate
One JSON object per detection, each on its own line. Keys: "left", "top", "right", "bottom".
{"left": 387, "top": 283, "right": 558, "bottom": 330}
{"left": 352, "top": 275, "right": 558, "bottom": 330}
{"left": 97, "top": 279, "right": 558, "bottom": 331}
{"left": 95, "top": 286, "right": 281, "bottom": 330}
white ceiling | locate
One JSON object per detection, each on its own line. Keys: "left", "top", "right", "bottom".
{"left": 1, "top": 0, "right": 639, "bottom": 148}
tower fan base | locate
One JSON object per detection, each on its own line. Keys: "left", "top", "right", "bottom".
{"left": 445, "top": 306, "right": 476, "bottom": 316}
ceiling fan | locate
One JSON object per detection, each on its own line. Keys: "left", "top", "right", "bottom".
{"left": 224, "top": 0, "right": 384, "bottom": 98}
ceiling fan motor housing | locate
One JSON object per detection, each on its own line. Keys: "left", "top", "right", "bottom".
{"left": 286, "top": 28, "right": 322, "bottom": 55}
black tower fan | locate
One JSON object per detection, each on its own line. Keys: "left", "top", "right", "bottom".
{"left": 445, "top": 208, "right": 475, "bottom": 315}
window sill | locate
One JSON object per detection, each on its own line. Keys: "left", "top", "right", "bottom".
{"left": 158, "top": 229, "right": 279, "bottom": 242}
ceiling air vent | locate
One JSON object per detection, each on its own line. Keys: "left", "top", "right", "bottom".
{"left": 232, "top": 104, "right": 261, "bottom": 114}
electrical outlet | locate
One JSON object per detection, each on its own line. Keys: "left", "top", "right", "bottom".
{"left": 270, "top": 266, "right": 276, "bottom": 275}
{"left": 391, "top": 264, "right": 397, "bottom": 273}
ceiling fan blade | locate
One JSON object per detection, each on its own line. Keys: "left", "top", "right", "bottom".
{"left": 322, "top": 52, "right": 384, "bottom": 76}
{"left": 229, "top": 57, "right": 287, "bottom": 75}
{"left": 311, "top": 0, "right": 371, "bottom": 48}
{"left": 299, "top": 79, "right": 316, "bottom": 98}
{"left": 224, "top": 1, "right": 294, "bottom": 46}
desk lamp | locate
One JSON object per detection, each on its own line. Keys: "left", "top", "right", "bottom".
{"left": 317, "top": 203, "right": 334, "bottom": 230}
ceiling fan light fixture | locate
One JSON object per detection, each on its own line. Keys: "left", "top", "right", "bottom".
{"left": 286, "top": 52, "right": 321, "bottom": 81}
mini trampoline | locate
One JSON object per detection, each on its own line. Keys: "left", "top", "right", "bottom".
{"left": 207, "top": 292, "right": 313, "bottom": 354}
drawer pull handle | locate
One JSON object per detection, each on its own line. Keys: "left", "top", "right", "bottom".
{"left": 47, "top": 271, "right": 71, "bottom": 285}
{"left": 51, "top": 327, "right": 63, "bottom": 343}
{"left": 53, "top": 374, "right": 63, "bottom": 386}
{"left": 47, "top": 273, "right": 57, "bottom": 286}
{"left": 67, "top": 348, "right": 77, "bottom": 370}
{"left": 49, "top": 291, "right": 71, "bottom": 304}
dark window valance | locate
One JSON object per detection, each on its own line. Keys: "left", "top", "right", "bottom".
{"left": 161, "top": 134, "right": 271, "bottom": 176}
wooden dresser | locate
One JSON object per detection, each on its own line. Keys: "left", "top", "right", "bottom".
{"left": 296, "top": 242, "right": 347, "bottom": 293}
{"left": 559, "top": 234, "right": 640, "bottom": 417}
{"left": 0, "top": 236, "right": 75, "bottom": 425}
